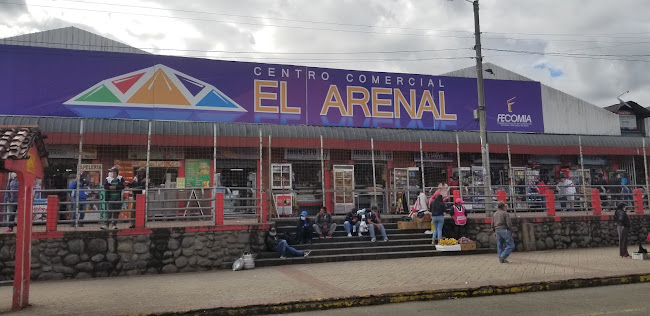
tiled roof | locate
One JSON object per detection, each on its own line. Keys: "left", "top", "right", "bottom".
{"left": 0, "top": 126, "right": 47, "bottom": 160}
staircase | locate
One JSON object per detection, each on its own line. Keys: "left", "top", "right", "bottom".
{"left": 254, "top": 216, "right": 492, "bottom": 267}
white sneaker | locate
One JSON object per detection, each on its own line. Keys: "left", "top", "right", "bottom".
{"left": 347, "top": 233, "right": 352, "bottom": 237}
{"left": 358, "top": 232, "right": 362, "bottom": 237}
{"left": 371, "top": 238, "right": 377, "bottom": 242}
{"left": 100, "top": 225, "right": 108, "bottom": 230}
{"left": 383, "top": 238, "right": 389, "bottom": 242}
{"left": 424, "top": 230, "right": 433, "bottom": 235}
{"left": 280, "top": 255, "right": 287, "bottom": 259}
{"left": 303, "top": 251, "right": 312, "bottom": 257}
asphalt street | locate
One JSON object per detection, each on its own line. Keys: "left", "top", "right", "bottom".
{"left": 277, "top": 282, "right": 650, "bottom": 316}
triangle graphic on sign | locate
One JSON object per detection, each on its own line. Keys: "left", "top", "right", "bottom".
{"left": 74, "top": 84, "right": 121, "bottom": 103}
{"left": 127, "top": 69, "right": 191, "bottom": 105}
{"left": 196, "top": 89, "right": 241, "bottom": 109}
{"left": 112, "top": 72, "right": 145, "bottom": 94}
{"left": 176, "top": 73, "right": 205, "bottom": 96}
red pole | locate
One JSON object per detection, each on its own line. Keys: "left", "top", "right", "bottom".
{"left": 590, "top": 189, "right": 602, "bottom": 215}
{"left": 135, "top": 194, "right": 145, "bottom": 228}
{"left": 45, "top": 195, "right": 59, "bottom": 232}
{"left": 215, "top": 192, "right": 224, "bottom": 225}
{"left": 13, "top": 183, "right": 33, "bottom": 311}
{"left": 633, "top": 189, "right": 644, "bottom": 214}
{"left": 453, "top": 189, "right": 460, "bottom": 202}
{"left": 261, "top": 192, "right": 268, "bottom": 223}
{"left": 546, "top": 191, "right": 556, "bottom": 216}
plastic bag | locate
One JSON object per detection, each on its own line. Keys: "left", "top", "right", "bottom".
{"left": 243, "top": 252, "right": 255, "bottom": 270}
{"left": 232, "top": 258, "right": 244, "bottom": 271}
{"left": 359, "top": 221, "right": 368, "bottom": 233}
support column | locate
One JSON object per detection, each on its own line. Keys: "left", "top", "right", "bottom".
{"left": 546, "top": 191, "right": 556, "bottom": 216}
{"left": 590, "top": 189, "right": 602, "bottom": 215}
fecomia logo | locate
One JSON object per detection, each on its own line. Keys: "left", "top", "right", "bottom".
{"left": 64, "top": 64, "right": 246, "bottom": 112}
{"left": 496, "top": 96, "right": 532, "bottom": 127}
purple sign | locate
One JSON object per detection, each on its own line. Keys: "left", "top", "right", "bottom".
{"left": 0, "top": 45, "right": 544, "bottom": 132}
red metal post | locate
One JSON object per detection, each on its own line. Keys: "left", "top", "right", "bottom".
{"left": 135, "top": 194, "right": 145, "bottom": 228}
{"left": 496, "top": 190, "right": 507, "bottom": 203}
{"left": 546, "top": 191, "right": 556, "bottom": 216}
{"left": 453, "top": 190, "right": 460, "bottom": 203}
{"left": 13, "top": 184, "right": 33, "bottom": 311}
{"left": 45, "top": 195, "right": 59, "bottom": 232}
{"left": 633, "top": 189, "right": 644, "bottom": 214}
{"left": 590, "top": 189, "right": 602, "bottom": 215}
{"left": 215, "top": 192, "right": 224, "bottom": 225}
{"left": 261, "top": 192, "right": 268, "bottom": 223}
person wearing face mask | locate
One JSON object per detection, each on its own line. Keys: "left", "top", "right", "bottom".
{"left": 102, "top": 166, "right": 125, "bottom": 230}
{"left": 296, "top": 211, "right": 313, "bottom": 244}
{"left": 4, "top": 172, "right": 18, "bottom": 232}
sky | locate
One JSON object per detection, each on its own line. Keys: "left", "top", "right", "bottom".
{"left": 1, "top": 0, "right": 649, "bottom": 108}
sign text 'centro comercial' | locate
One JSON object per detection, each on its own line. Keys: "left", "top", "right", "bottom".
{"left": 0, "top": 45, "right": 544, "bottom": 132}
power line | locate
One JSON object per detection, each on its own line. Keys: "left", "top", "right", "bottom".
{"left": 56, "top": 0, "right": 474, "bottom": 34}
{"left": 0, "top": 1, "right": 475, "bottom": 39}
{"left": 485, "top": 31, "right": 650, "bottom": 38}
{"left": 0, "top": 38, "right": 472, "bottom": 55}
{"left": 483, "top": 48, "right": 650, "bottom": 62}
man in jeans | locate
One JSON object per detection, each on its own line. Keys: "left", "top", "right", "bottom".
{"left": 266, "top": 228, "right": 311, "bottom": 259}
{"left": 367, "top": 206, "right": 388, "bottom": 242}
{"left": 313, "top": 206, "right": 337, "bottom": 238}
{"left": 491, "top": 201, "right": 515, "bottom": 263}
{"left": 102, "top": 166, "right": 125, "bottom": 230}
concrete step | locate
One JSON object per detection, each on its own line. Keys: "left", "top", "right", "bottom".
{"left": 273, "top": 216, "right": 409, "bottom": 226}
{"left": 308, "top": 233, "right": 429, "bottom": 244}
{"left": 255, "top": 244, "right": 437, "bottom": 259}
{"left": 276, "top": 222, "right": 401, "bottom": 232}
{"left": 291, "top": 238, "right": 434, "bottom": 250}
{"left": 252, "top": 248, "right": 494, "bottom": 267}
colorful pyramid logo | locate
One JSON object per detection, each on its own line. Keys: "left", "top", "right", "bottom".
{"left": 64, "top": 64, "right": 246, "bottom": 112}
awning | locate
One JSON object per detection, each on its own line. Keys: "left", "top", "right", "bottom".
{"left": 0, "top": 115, "right": 646, "bottom": 151}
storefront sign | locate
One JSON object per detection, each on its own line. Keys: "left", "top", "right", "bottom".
{"left": 351, "top": 150, "right": 393, "bottom": 161}
{"left": 414, "top": 152, "right": 454, "bottom": 162}
{"left": 619, "top": 114, "right": 637, "bottom": 130}
{"left": 48, "top": 145, "right": 97, "bottom": 159}
{"left": 79, "top": 164, "right": 102, "bottom": 171}
{"left": 583, "top": 156, "right": 608, "bottom": 166}
{"left": 217, "top": 148, "right": 259, "bottom": 160}
{"left": 185, "top": 159, "right": 211, "bottom": 188}
{"left": 128, "top": 147, "right": 185, "bottom": 160}
{"left": 529, "top": 155, "right": 561, "bottom": 165}
{"left": 0, "top": 45, "right": 544, "bottom": 133}
{"left": 284, "top": 148, "right": 330, "bottom": 160}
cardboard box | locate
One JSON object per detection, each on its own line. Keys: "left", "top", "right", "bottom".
{"left": 397, "top": 221, "right": 418, "bottom": 230}
{"left": 632, "top": 252, "right": 648, "bottom": 260}
{"left": 414, "top": 213, "right": 432, "bottom": 223}
{"left": 460, "top": 241, "right": 477, "bottom": 251}
{"left": 417, "top": 221, "right": 432, "bottom": 229}
{"left": 435, "top": 244, "right": 461, "bottom": 252}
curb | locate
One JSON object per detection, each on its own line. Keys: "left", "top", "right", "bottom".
{"left": 149, "top": 273, "right": 650, "bottom": 316}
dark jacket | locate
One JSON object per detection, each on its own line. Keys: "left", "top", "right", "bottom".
{"left": 430, "top": 200, "right": 447, "bottom": 217}
{"left": 615, "top": 209, "right": 631, "bottom": 228}
{"left": 345, "top": 212, "right": 360, "bottom": 224}
{"left": 266, "top": 234, "right": 281, "bottom": 250}
{"left": 315, "top": 213, "right": 333, "bottom": 226}
{"left": 128, "top": 176, "right": 147, "bottom": 195}
{"left": 104, "top": 176, "right": 125, "bottom": 201}
{"left": 297, "top": 218, "right": 312, "bottom": 230}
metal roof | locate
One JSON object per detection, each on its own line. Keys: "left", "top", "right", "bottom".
{"left": 0, "top": 126, "right": 47, "bottom": 161}
{"left": 0, "top": 115, "right": 645, "bottom": 149}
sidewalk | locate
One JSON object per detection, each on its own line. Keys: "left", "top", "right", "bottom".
{"left": 0, "top": 247, "right": 649, "bottom": 316}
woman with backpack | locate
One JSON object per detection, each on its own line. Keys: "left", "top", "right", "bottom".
{"left": 450, "top": 198, "right": 468, "bottom": 239}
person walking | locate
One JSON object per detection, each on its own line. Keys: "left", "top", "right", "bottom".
{"left": 102, "top": 166, "right": 125, "bottom": 230}
{"left": 430, "top": 194, "right": 447, "bottom": 245}
{"left": 5, "top": 172, "right": 18, "bottom": 232}
{"left": 614, "top": 202, "right": 631, "bottom": 258}
{"left": 491, "top": 201, "right": 515, "bottom": 263}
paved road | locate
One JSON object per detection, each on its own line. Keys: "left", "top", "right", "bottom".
{"left": 279, "top": 282, "right": 650, "bottom": 316}
{"left": 0, "top": 247, "right": 647, "bottom": 315}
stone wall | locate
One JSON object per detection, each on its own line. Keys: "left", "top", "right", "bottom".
{"left": 0, "top": 226, "right": 267, "bottom": 281}
{"left": 455, "top": 214, "right": 650, "bottom": 252}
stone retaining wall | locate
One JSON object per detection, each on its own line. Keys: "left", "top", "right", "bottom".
{"left": 459, "top": 214, "right": 650, "bottom": 252}
{"left": 0, "top": 226, "right": 267, "bottom": 281}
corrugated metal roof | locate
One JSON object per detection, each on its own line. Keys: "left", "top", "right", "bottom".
{"left": 0, "top": 115, "right": 645, "bottom": 148}
{"left": 0, "top": 127, "right": 47, "bottom": 161}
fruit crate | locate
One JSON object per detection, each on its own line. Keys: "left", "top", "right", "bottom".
{"left": 460, "top": 241, "right": 476, "bottom": 251}
{"left": 435, "top": 244, "right": 461, "bottom": 251}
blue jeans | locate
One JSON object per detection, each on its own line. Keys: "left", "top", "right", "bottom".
{"left": 344, "top": 221, "right": 361, "bottom": 234}
{"left": 72, "top": 203, "right": 86, "bottom": 221}
{"left": 496, "top": 230, "right": 515, "bottom": 260}
{"left": 432, "top": 215, "right": 445, "bottom": 242}
{"left": 369, "top": 224, "right": 387, "bottom": 240}
{"left": 275, "top": 240, "right": 304, "bottom": 257}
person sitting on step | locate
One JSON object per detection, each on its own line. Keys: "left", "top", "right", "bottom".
{"left": 367, "top": 206, "right": 388, "bottom": 242}
{"left": 313, "top": 206, "right": 337, "bottom": 238}
{"left": 344, "top": 208, "right": 362, "bottom": 237}
{"left": 266, "top": 227, "right": 311, "bottom": 259}
{"left": 296, "top": 211, "right": 313, "bottom": 244}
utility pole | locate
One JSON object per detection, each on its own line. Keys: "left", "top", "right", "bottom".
{"left": 471, "top": 0, "right": 493, "bottom": 215}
